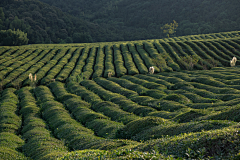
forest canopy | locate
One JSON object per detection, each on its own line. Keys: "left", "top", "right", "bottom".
{"left": 0, "top": 1, "right": 118, "bottom": 45}
{"left": 0, "top": 29, "right": 28, "bottom": 46}
{"left": 1, "top": 0, "right": 240, "bottom": 44}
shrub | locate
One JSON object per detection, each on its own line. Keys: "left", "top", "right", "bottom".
{"left": 147, "top": 99, "right": 187, "bottom": 112}
{"left": 170, "top": 82, "right": 194, "bottom": 90}
{"left": 133, "top": 120, "right": 237, "bottom": 141}
{"left": 59, "top": 149, "right": 169, "bottom": 160}
{"left": 141, "top": 89, "right": 166, "bottom": 99}
{"left": 0, "top": 29, "right": 28, "bottom": 46}
{"left": 0, "top": 147, "right": 28, "bottom": 160}
{"left": 173, "top": 110, "right": 207, "bottom": 123}
{"left": 0, "top": 132, "right": 25, "bottom": 150}
{"left": 86, "top": 119, "right": 124, "bottom": 138}
{"left": 138, "top": 126, "right": 240, "bottom": 159}
{"left": 116, "top": 116, "right": 169, "bottom": 139}
{"left": 163, "top": 94, "right": 191, "bottom": 104}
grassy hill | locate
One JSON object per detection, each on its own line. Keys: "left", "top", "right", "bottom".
{"left": 0, "top": 31, "right": 240, "bottom": 159}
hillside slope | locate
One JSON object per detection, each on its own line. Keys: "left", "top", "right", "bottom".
{"left": 1, "top": 31, "right": 240, "bottom": 159}
{"left": 39, "top": 0, "right": 240, "bottom": 41}
{"left": 0, "top": 0, "right": 118, "bottom": 44}
{"left": 0, "top": 30, "right": 239, "bottom": 89}
{"left": 1, "top": 54, "right": 240, "bottom": 159}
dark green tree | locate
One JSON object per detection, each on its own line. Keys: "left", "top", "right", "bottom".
{"left": 0, "top": 7, "right": 4, "bottom": 20}
{"left": 0, "top": 7, "right": 4, "bottom": 30}
{"left": 9, "top": 16, "right": 31, "bottom": 33}
{"left": 161, "top": 20, "right": 178, "bottom": 38}
{"left": 73, "top": 32, "right": 93, "bottom": 43}
{"left": 65, "top": 37, "right": 73, "bottom": 43}
{"left": 184, "top": 28, "right": 192, "bottom": 35}
{"left": 0, "top": 29, "right": 29, "bottom": 46}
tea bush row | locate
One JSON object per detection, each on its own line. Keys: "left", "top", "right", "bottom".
{"left": 68, "top": 80, "right": 142, "bottom": 123}
{"left": 133, "top": 120, "right": 239, "bottom": 142}
{"left": 194, "top": 41, "right": 228, "bottom": 66}
{"left": 69, "top": 47, "right": 89, "bottom": 79}
{"left": 103, "top": 45, "right": 115, "bottom": 77}
{"left": 135, "top": 43, "right": 160, "bottom": 73}
{"left": 206, "top": 41, "right": 236, "bottom": 60}
{"left": 99, "top": 76, "right": 188, "bottom": 112}
{"left": 128, "top": 43, "right": 148, "bottom": 74}
{"left": 59, "top": 149, "right": 170, "bottom": 160}
{"left": 143, "top": 42, "right": 172, "bottom": 72}
{"left": 18, "top": 87, "right": 68, "bottom": 160}
{"left": 41, "top": 48, "right": 74, "bottom": 84}
{"left": 1, "top": 49, "right": 42, "bottom": 86}
{"left": 153, "top": 41, "right": 180, "bottom": 71}
{"left": 0, "top": 88, "right": 27, "bottom": 159}
{"left": 0, "top": 49, "right": 33, "bottom": 70}
{"left": 9, "top": 49, "right": 52, "bottom": 87}
{"left": 0, "top": 48, "right": 14, "bottom": 63}
{"left": 204, "top": 41, "right": 237, "bottom": 67}
{"left": 0, "top": 88, "right": 21, "bottom": 133}
{"left": 48, "top": 82, "right": 125, "bottom": 138}
{"left": 80, "top": 80, "right": 156, "bottom": 117}
{"left": 175, "top": 41, "right": 211, "bottom": 69}
{"left": 82, "top": 47, "right": 96, "bottom": 79}
{"left": 137, "top": 126, "right": 240, "bottom": 159}
{"left": 120, "top": 43, "right": 139, "bottom": 75}
{"left": 33, "top": 48, "right": 66, "bottom": 84}
{"left": 159, "top": 40, "right": 189, "bottom": 70}
{"left": 35, "top": 85, "right": 139, "bottom": 150}
{"left": 55, "top": 48, "right": 82, "bottom": 82}
{"left": 113, "top": 44, "right": 127, "bottom": 77}
{"left": 92, "top": 46, "right": 105, "bottom": 78}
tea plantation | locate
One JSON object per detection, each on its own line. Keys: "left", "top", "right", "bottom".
{"left": 0, "top": 31, "right": 240, "bottom": 159}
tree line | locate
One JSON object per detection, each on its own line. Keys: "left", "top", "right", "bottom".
{"left": 1, "top": 0, "right": 240, "bottom": 45}
{"left": 0, "top": 0, "right": 119, "bottom": 45}
{"left": 39, "top": 0, "right": 240, "bottom": 39}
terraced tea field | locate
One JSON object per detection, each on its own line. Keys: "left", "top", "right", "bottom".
{"left": 0, "top": 31, "right": 240, "bottom": 159}
{"left": 0, "top": 31, "right": 240, "bottom": 89}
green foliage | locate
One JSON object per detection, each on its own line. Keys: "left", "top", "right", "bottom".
{"left": 1, "top": 31, "right": 240, "bottom": 159}
{"left": 161, "top": 20, "right": 179, "bottom": 38}
{"left": 0, "top": 147, "right": 28, "bottom": 160}
{"left": 73, "top": 32, "right": 93, "bottom": 43}
{"left": 180, "top": 55, "right": 199, "bottom": 70}
{"left": 173, "top": 110, "right": 207, "bottom": 123}
{"left": 116, "top": 116, "right": 170, "bottom": 139}
{"left": 0, "top": 29, "right": 28, "bottom": 46}
{"left": 133, "top": 120, "right": 237, "bottom": 141}
{"left": 59, "top": 149, "right": 172, "bottom": 160}
{"left": 39, "top": 0, "right": 240, "bottom": 41}
{"left": 0, "top": 1, "right": 116, "bottom": 44}
{"left": 185, "top": 147, "right": 207, "bottom": 159}
{"left": 140, "top": 126, "right": 240, "bottom": 159}
{"left": 163, "top": 94, "right": 191, "bottom": 104}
